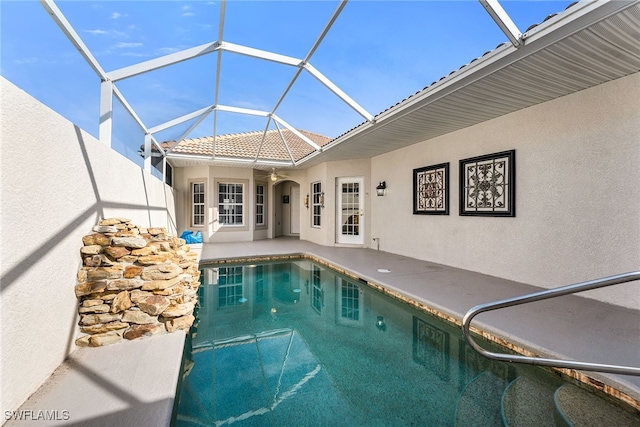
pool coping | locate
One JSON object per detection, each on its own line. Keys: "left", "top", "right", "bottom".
{"left": 200, "top": 251, "right": 640, "bottom": 412}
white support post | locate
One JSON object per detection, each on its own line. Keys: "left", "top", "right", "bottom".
{"left": 162, "top": 156, "right": 167, "bottom": 184}
{"left": 99, "top": 80, "right": 113, "bottom": 147}
{"left": 479, "top": 0, "right": 523, "bottom": 47}
{"left": 143, "top": 133, "right": 152, "bottom": 174}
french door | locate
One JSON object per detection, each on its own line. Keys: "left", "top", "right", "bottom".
{"left": 336, "top": 177, "right": 364, "bottom": 245}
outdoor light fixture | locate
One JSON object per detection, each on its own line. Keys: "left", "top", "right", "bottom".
{"left": 270, "top": 171, "right": 278, "bottom": 182}
{"left": 319, "top": 192, "right": 325, "bottom": 208}
{"left": 305, "top": 194, "right": 309, "bottom": 209}
{"left": 376, "top": 181, "right": 386, "bottom": 196}
{"left": 376, "top": 316, "right": 386, "bottom": 332}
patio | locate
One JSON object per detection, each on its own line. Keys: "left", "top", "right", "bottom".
{"left": 8, "top": 239, "right": 638, "bottom": 426}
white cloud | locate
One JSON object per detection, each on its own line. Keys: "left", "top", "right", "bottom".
{"left": 13, "top": 57, "right": 39, "bottom": 65}
{"left": 83, "top": 29, "right": 128, "bottom": 38}
{"left": 157, "top": 47, "right": 181, "bottom": 55}
{"left": 182, "top": 4, "right": 195, "bottom": 17}
{"left": 111, "top": 12, "right": 125, "bottom": 19}
{"left": 120, "top": 52, "right": 152, "bottom": 58}
{"left": 113, "top": 42, "right": 143, "bottom": 49}
{"left": 84, "top": 29, "right": 109, "bottom": 36}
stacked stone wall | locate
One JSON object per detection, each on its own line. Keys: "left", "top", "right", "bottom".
{"left": 74, "top": 218, "right": 200, "bottom": 347}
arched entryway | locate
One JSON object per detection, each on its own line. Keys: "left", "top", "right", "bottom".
{"left": 273, "top": 180, "right": 300, "bottom": 238}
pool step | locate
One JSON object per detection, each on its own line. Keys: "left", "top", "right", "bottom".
{"left": 455, "top": 371, "right": 509, "bottom": 427}
{"left": 501, "top": 375, "right": 558, "bottom": 427}
{"left": 554, "top": 383, "right": 639, "bottom": 427}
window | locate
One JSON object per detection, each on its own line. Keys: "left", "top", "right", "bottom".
{"left": 255, "top": 265, "right": 264, "bottom": 302}
{"left": 218, "top": 266, "right": 243, "bottom": 307}
{"left": 256, "top": 184, "right": 265, "bottom": 226}
{"left": 312, "top": 181, "right": 322, "bottom": 227}
{"left": 192, "top": 182, "right": 205, "bottom": 227}
{"left": 218, "top": 182, "right": 244, "bottom": 226}
{"left": 165, "top": 163, "right": 173, "bottom": 187}
{"left": 341, "top": 280, "right": 360, "bottom": 321}
{"left": 312, "top": 265, "right": 323, "bottom": 314}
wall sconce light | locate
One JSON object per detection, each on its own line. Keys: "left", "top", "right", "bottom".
{"left": 376, "top": 181, "right": 387, "bottom": 196}
{"left": 319, "top": 192, "right": 325, "bottom": 208}
{"left": 304, "top": 194, "right": 309, "bottom": 209}
{"left": 376, "top": 316, "right": 386, "bottom": 332}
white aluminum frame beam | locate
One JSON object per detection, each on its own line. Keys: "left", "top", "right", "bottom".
{"left": 212, "top": 0, "right": 227, "bottom": 159}
{"left": 305, "top": 63, "right": 373, "bottom": 122}
{"left": 42, "top": 0, "right": 371, "bottom": 170}
{"left": 166, "top": 153, "right": 215, "bottom": 161}
{"left": 165, "top": 108, "right": 215, "bottom": 155}
{"left": 254, "top": 119, "right": 274, "bottom": 162}
{"left": 39, "top": 0, "right": 108, "bottom": 79}
{"left": 275, "top": 121, "right": 297, "bottom": 165}
{"left": 215, "top": 105, "right": 270, "bottom": 117}
{"left": 479, "top": 0, "right": 523, "bottom": 47}
{"left": 107, "top": 41, "right": 220, "bottom": 82}
{"left": 220, "top": 42, "right": 301, "bottom": 67}
{"left": 272, "top": 115, "right": 321, "bottom": 150}
{"left": 113, "top": 86, "right": 152, "bottom": 137}
{"left": 255, "top": 159, "right": 294, "bottom": 166}
{"left": 149, "top": 106, "right": 215, "bottom": 134}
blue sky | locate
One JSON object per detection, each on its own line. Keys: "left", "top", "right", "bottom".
{"left": 1, "top": 1, "right": 573, "bottom": 163}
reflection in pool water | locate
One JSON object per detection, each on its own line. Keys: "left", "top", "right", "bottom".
{"left": 173, "top": 260, "right": 586, "bottom": 426}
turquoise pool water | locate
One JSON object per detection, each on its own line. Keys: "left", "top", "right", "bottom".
{"left": 172, "top": 260, "right": 629, "bottom": 426}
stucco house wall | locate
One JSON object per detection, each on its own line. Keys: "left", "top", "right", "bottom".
{"left": 298, "top": 159, "right": 371, "bottom": 247}
{"left": 176, "top": 166, "right": 258, "bottom": 243}
{"left": 0, "top": 77, "right": 177, "bottom": 414}
{"left": 370, "top": 73, "right": 640, "bottom": 309}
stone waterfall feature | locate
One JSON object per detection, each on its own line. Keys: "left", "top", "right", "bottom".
{"left": 74, "top": 218, "right": 200, "bottom": 347}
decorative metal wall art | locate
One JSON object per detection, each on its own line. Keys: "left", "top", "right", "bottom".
{"left": 459, "top": 150, "right": 515, "bottom": 217}
{"left": 413, "top": 163, "right": 449, "bottom": 215}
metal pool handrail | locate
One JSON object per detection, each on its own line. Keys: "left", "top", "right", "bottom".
{"left": 462, "top": 271, "right": 640, "bottom": 376}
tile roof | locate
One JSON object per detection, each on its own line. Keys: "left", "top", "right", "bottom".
{"left": 163, "top": 128, "right": 331, "bottom": 162}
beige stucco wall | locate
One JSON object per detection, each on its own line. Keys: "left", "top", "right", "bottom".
{"left": 370, "top": 73, "right": 640, "bottom": 309}
{"left": 175, "top": 166, "right": 259, "bottom": 243}
{"left": 299, "top": 159, "right": 372, "bottom": 247}
{"left": 0, "top": 77, "right": 177, "bottom": 414}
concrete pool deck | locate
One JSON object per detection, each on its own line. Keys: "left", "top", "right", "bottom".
{"left": 7, "top": 238, "right": 638, "bottom": 426}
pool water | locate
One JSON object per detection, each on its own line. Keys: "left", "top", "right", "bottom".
{"left": 171, "top": 260, "right": 605, "bottom": 426}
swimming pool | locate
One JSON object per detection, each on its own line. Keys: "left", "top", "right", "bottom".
{"left": 173, "top": 260, "right": 637, "bottom": 426}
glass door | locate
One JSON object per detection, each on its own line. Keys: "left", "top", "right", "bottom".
{"left": 336, "top": 177, "right": 364, "bottom": 245}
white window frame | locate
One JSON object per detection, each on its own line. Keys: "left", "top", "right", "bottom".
{"left": 312, "top": 181, "right": 322, "bottom": 228}
{"left": 217, "top": 181, "right": 245, "bottom": 227}
{"left": 217, "top": 266, "right": 244, "bottom": 308}
{"left": 256, "top": 183, "right": 266, "bottom": 227}
{"left": 191, "top": 181, "right": 205, "bottom": 228}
